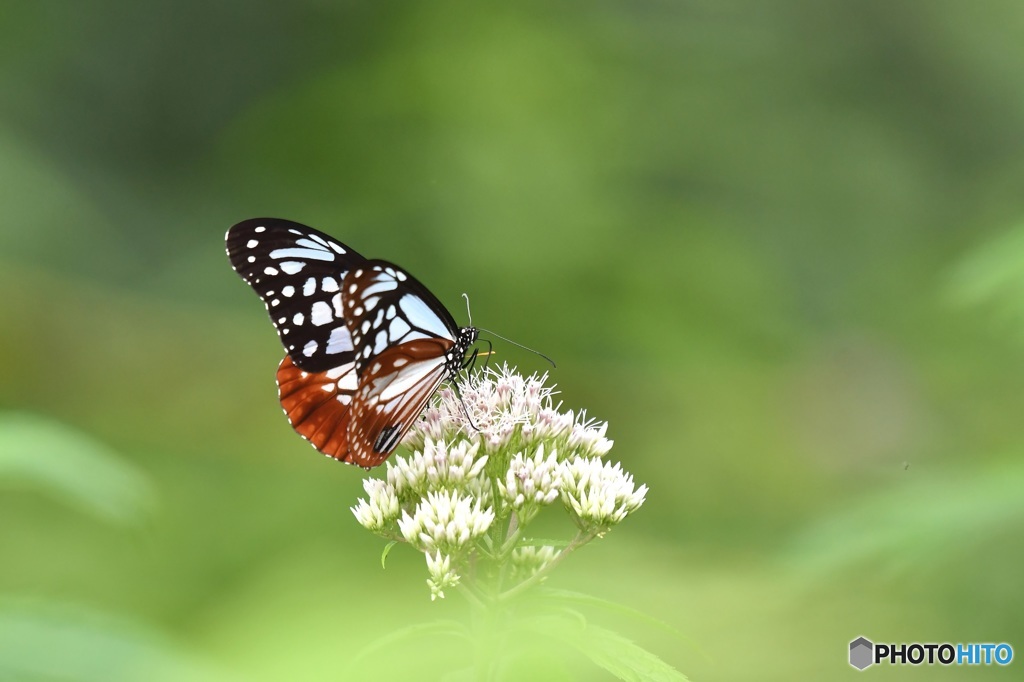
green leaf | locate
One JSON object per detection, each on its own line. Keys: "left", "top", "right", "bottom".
{"left": 532, "top": 588, "right": 697, "bottom": 649}
{"left": 520, "top": 611, "right": 689, "bottom": 682}
{"left": 345, "top": 619, "right": 471, "bottom": 671}
{"left": 0, "top": 412, "right": 155, "bottom": 525}
{"left": 380, "top": 541, "right": 398, "bottom": 568}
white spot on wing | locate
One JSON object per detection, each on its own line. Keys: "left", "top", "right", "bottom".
{"left": 255, "top": 226, "right": 266, "bottom": 233}
{"left": 302, "top": 340, "right": 318, "bottom": 357}
{"left": 322, "top": 277, "right": 339, "bottom": 292}
{"left": 377, "top": 357, "right": 445, "bottom": 400}
{"left": 264, "top": 266, "right": 278, "bottom": 276}
{"left": 303, "top": 277, "right": 316, "bottom": 296}
{"left": 311, "top": 301, "right": 333, "bottom": 326}
{"left": 325, "top": 365, "right": 351, "bottom": 380}
{"left": 363, "top": 280, "right": 398, "bottom": 297}
{"left": 399, "top": 294, "right": 451, "bottom": 339}
{"left": 280, "top": 261, "right": 305, "bottom": 275}
{"left": 247, "top": 239, "right": 259, "bottom": 248}
{"left": 326, "top": 326, "right": 353, "bottom": 354}
{"left": 373, "top": 330, "right": 388, "bottom": 355}
{"left": 270, "top": 247, "right": 334, "bottom": 261}
{"left": 337, "top": 370, "right": 358, "bottom": 391}
{"left": 390, "top": 317, "right": 411, "bottom": 340}
{"left": 282, "top": 285, "right": 295, "bottom": 297}
{"left": 293, "top": 312, "right": 304, "bottom": 325}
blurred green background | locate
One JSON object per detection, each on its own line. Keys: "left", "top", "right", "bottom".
{"left": 2, "top": 1, "right": 1023, "bottom": 680}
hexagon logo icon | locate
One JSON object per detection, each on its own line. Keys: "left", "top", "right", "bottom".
{"left": 850, "top": 636, "right": 874, "bottom": 670}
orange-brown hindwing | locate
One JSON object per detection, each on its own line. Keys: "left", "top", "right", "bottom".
{"left": 276, "top": 356, "right": 359, "bottom": 462}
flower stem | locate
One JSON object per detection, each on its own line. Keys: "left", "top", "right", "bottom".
{"left": 496, "top": 529, "right": 596, "bottom": 602}
{"left": 457, "top": 580, "right": 488, "bottom": 610}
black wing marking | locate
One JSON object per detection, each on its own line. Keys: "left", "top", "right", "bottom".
{"left": 226, "top": 218, "right": 368, "bottom": 372}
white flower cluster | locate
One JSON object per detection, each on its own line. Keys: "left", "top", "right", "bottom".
{"left": 560, "top": 458, "right": 648, "bottom": 531}
{"left": 398, "top": 490, "right": 495, "bottom": 553}
{"left": 511, "top": 545, "right": 561, "bottom": 579}
{"left": 386, "top": 437, "right": 490, "bottom": 503}
{"left": 425, "top": 551, "right": 460, "bottom": 601}
{"left": 500, "top": 444, "right": 560, "bottom": 522}
{"left": 349, "top": 365, "right": 646, "bottom": 599}
{"left": 404, "top": 364, "right": 614, "bottom": 459}
{"left": 350, "top": 478, "right": 399, "bottom": 532}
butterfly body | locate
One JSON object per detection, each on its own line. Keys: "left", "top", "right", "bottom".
{"left": 226, "top": 218, "right": 477, "bottom": 468}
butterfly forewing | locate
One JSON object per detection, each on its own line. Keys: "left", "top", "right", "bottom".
{"left": 348, "top": 339, "right": 455, "bottom": 467}
{"left": 340, "top": 261, "right": 460, "bottom": 375}
{"left": 226, "top": 218, "right": 368, "bottom": 372}
{"left": 276, "top": 355, "right": 360, "bottom": 462}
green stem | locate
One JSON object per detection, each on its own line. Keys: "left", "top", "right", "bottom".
{"left": 496, "top": 529, "right": 596, "bottom": 602}
{"left": 457, "top": 580, "right": 488, "bottom": 610}
{"left": 497, "top": 514, "right": 524, "bottom": 557}
{"left": 469, "top": 582, "right": 504, "bottom": 681}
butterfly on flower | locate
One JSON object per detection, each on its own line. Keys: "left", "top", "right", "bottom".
{"left": 225, "top": 218, "right": 479, "bottom": 468}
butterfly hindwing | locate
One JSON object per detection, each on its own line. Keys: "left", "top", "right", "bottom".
{"left": 276, "top": 355, "right": 360, "bottom": 462}
{"left": 348, "top": 339, "right": 455, "bottom": 467}
{"left": 226, "top": 218, "right": 368, "bottom": 372}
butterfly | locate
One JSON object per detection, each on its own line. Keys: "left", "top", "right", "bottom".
{"left": 225, "top": 218, "right": 478, "bottom": 468}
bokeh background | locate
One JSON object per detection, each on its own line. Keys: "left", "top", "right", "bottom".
{"left": 2, "top": 1, "right": 1023, "bottom": 680}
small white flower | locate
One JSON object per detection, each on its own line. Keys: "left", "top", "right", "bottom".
{"left": 386, "top": 437, "right": 490, "bottom": 502}
{"left": 398, "top": 490, "right": 495, "bottom": 553}
{"left": 501, "top": 444, "right": 561, "bottom": 519}
{"left": 511, "top": 545, "right": 560, "bottom": 578}
{"left": 350, "top": 478, "right": 399, "bottom": 532}
{"left": 560, "top": 457, "right": 648, "bottom": 530}
{"left": 568, "top": 414, "right": 614, "bottom": 458}
{"left": 425, "top": 551, "right": 460, "bottom": 601}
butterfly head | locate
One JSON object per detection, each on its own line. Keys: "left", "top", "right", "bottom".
{"left": 450, "top": 326, "right": 479, "bottom": 373}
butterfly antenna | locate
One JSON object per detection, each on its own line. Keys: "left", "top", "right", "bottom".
{"left": 462, "top": 293, "right": 473, "bottom": 326}
{"left": 476, "top": 327, "right": 556, "bottom": 368}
